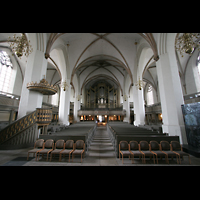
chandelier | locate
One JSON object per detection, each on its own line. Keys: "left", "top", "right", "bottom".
{"left": 123, "top": 94, "right": 128, "bottom": 101}
{"left": 135, "top": 76, "right": 144, "bottom": 90}
{"left": 77, "top": 94, "right": 81, "bottom": 101}
{"left": 175, "top": 33, "right": 200, "bottom": 57}
{"left": 61, "top": 80, "right": 69, "bottom": 91}
{"left": 8, "top": 33, "right": 33, "bottom": 58}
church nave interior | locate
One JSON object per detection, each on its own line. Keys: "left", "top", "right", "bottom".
{"left": 0, "top": 33, "right": 200, "bottom": 165}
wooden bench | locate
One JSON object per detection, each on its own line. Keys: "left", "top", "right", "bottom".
{"left": 107, "top": 123, "right": 179, "bottom": 158}
{"left": 40, "top": 122, "right": 97, "bottom": 152}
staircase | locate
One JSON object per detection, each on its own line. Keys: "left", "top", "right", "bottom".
{"left": 0, "top": 108, "right": 52, "bottom": 149}
{"left": 88, "top": 126, "right": 115, "bottom": 158}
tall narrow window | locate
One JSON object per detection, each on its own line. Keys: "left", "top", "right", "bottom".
{"left": 0, "top": 51, "right": 13, "bottom": 93}
{"left": 51, "top": 92, "right": 58, "bottom": 106}
{"left": 197, "top": 52, "right": 200, "bottom": 76}
{"left": 147, "top": 84, "right": 154, "bottom": 105}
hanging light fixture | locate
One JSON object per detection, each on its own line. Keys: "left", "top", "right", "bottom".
{"left": 135, "top": 76, "right": 144, "bottom": 90}
{"left": 61, "top": 80, "right": 69, "bottom": 91}
{"left": 123, "top": 94, "right": 128, "bottom": 101}
{"left": 77, "top": 94, "right": 81, "bottom": 101}
{"left": 175, "top": 33, "right": 200, "bottom": 57}
{"left": 8, "top": 33, "right": 33, "bottom": 58}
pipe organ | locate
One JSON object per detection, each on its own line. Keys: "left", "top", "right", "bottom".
{"left": 85, "top": 82, "right": 119, "bottom": 109}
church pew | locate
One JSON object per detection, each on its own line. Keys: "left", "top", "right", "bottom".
{"left": 108, "top": 125, "right": 165, "bottom": 146}
{"left": 39, "top": 135, "right": 86, "bottom": 143}
{"left": 40, "top": 122, "right": 97, "bottom": 152}
{"left": 107, "top": 123, "right": 175, "bottom": 158}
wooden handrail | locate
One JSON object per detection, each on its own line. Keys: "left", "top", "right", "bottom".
{"left": 0, "top": 110, "right": 37, "bottom": 144}
{"left": 0, "top": 108, "right": 52, "bottom": 145}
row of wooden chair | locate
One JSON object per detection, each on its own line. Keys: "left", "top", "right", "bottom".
{"left": 27, "top": 139, "right": 85, "bottom": 163}
{"left": 119, "top": 140, "right": 191, "bottom": 164}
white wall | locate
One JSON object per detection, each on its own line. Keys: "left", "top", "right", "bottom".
{"left": 185, "top": 49, "right": 200, "bottom": 95}
{"left": 12, "top": 55, "right": 23, "bottom": 96}
{"left": 0, "top": 111, "right": 10, "bottom": 121}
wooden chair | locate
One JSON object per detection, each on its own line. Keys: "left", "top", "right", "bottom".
{"left": 50, "top": 139, "right": 65, "bottom": 161}
{"left": 37, "top": 139, "right": 54, "bottom": 161}
{"left": 139, "top": 141, "right": 156, "bottom": 164}
{"left": 170, "top": 141, "right": 191, "bottom": 164}
{"left": 27, "top": 139, "right": 44, "bottom": 161}
{"left": 160, "top": 141, "right": 179, "bottom": 164}
{"left": 150, "top": 141, "right": 168, "bottom": 164}
{"left": 72, "top": 140, "right": 85, "bottom": 163}
{"left": 59, "top": 140, "right": 74, "bottom": 162}
{"left": 129, "top": 141, "right": 144, "bottom": 164}
{"left": 119, "top": 141, "right": 131, "bottom": 164}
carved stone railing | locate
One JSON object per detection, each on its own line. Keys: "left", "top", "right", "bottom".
{"left": 0, "top": 108, "right": 52, "bottom": 146}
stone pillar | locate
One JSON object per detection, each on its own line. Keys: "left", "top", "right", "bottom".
{"left": 108, "top": 86, "right": 110, "bottom": 108}
{"left": 132, "top": 86, "right": 139, "bottom": 125}
{"left": 18, "top": 37, "right": 47, "bottom": 119}
{"left": 74, "top": 94, "right": 80, "bottom": 123}
{"left": 156, "top": 53, "right": 187, "bottom": 144}
{"left": 138, "top": 88, "right": 145, "bottom": 125}
{"left": 58, "top": 79, "right": 71, "bottom": 126}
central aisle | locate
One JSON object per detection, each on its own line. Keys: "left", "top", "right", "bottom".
{"left": 84, "top": 126, "right": 118, "bottom": 165}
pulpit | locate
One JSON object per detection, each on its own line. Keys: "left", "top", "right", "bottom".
{"left": 36, "top": 108, "right": 52, "bottom": 135}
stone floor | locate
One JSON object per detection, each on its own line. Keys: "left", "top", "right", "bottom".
{"left": 1, "top": 127, "right": 200, "bottom": 166}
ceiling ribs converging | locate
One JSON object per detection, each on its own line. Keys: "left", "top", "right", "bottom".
{"left": 45, "top": 33, "right": 159, "bottom": 95}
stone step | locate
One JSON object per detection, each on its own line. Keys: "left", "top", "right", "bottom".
{"left": 99, "top": 152, "right": 115, "bottom": 158}
{"left": 92, "top": 140, "right": 111, "bottom": 143}
{"left": 87, "top": 127, "right": 115, "bottom": 159}
{"left": 88, "top": 152, "right": 115, "bottom": 158}
{"left": 90, "top": 142, "right": 113, "bottom": 146}
{"left": 89, "top": 146, "right": 115, "bottom": 151}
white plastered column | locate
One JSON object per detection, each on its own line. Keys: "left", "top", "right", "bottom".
{"left": 18, "top": 35, "right": 47, "bottom": 119}
{"left": 156, "top": 34, "right": 187, "bottom": 144}
{"left": 74, "top": 94, "right": 80, "bottom": 123}
{"left": 58, "top": 79, "right": 71, "bottom": 125}
{"left": 138, "top": 88, "right": 145, "bottom": 125}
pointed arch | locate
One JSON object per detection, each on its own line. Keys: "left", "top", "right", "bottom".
{"left": 81, "top": 74, "right": 123, "bottom": 96}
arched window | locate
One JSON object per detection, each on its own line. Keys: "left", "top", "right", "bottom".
{"left": 146, "top": 84, "right": 154, "bottom": 105}
{"left": 51, "top": 92, "right": 59, "bottom": 106}
{"left": 197, "top": 52, "right": 200, "bottom": 76}
{"left": 0, "top": 51, "right": 13, "bottom": 93}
